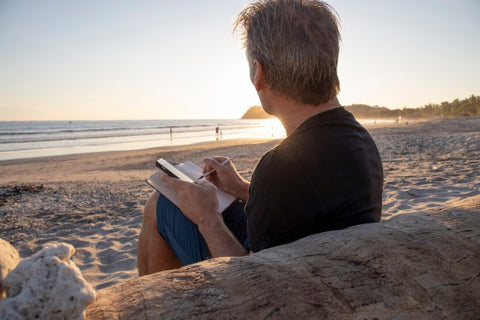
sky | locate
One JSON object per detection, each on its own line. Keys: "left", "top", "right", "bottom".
{"left": 0, "top": 0, "right": 479, "bottom": 121}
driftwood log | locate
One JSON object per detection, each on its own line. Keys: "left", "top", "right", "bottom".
{"left": 86, "top": 196, "right": 480, "bottom": 319}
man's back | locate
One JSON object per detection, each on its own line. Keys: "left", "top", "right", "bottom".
{"left": 139, "top": 1, "right": 385, "bottom": 273}
{"left": 246, "top": 107, "right": 383, "bottom": 252}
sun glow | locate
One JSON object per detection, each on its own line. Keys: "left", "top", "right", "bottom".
{"left": 264, "top": 118, "right": 286, "bottom": 138}
{"left": 1, "top": 1, "right": 478, "bottom": 121}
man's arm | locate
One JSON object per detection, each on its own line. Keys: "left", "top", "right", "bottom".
{"left": 202, "top": 157, "right": 250, "bottom": 202}
{"left": 197, "top": 214, "right": 248, "bottom": 257}
{"left": 160, "top": 174, "right": 248, "bottom": 257}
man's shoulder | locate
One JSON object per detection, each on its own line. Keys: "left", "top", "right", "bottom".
{"left": 295, "top": 107, "right": 363, "bottom": 132}
{"left": 252, "top": 136, "right": 314, "bottom": 189}
{"left": 251, "top": 142, "right": 294, "bottom": 183}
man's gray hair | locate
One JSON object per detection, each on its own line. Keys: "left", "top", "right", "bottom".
{"left": 234, "top": 0, "right": 341, "bottom": 105}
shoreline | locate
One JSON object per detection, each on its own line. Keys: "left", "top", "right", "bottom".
{"left": 0, "top": 115, "right": 408, "bottom": 164}
{"left": 0, "top": 118, "right": 410, "bottom": 167}
{"left": 0, "top": 118, "right": 285, "bottom": 162}
{"left": 0, "top": 138, "right": 278, "bottom": 184}
{"left": 1, "top": 117, "right": 479, "bottom": 290}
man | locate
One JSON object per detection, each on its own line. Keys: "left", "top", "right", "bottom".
{"left": 137, "top": 0, "right": 383, "bottom": 275}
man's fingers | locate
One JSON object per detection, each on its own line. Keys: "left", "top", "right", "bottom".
{"left": 198, "top": 178, "right": 216, "bottom": 190}
{"left": 159, "top": 173, "right": 186, "bottom": 191}
{"left": 212, "top": 156, "right": 228, "bottom": 163}
{"left": 203, "top": 157, "right": 222, "bottom": 170}
{"left": 203, "top": 157, "right": 223, "bottom": 175}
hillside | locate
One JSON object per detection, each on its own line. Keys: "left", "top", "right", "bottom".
{"left": 345, "top": 95, "right": 479, "bottom": 119}
{"left": 241, "top": 106, "right": 275, "bottom": 119}
{"left": 240, "top": 95, "right": 480, "bottom": 120}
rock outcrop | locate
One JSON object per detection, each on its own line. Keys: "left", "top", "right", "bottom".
{"left": 86, "top": 195, "right": 480, "bottom": 319}
{"left": 0, "top": 242, "right": 96, "bottom": 320}
{"left": 0, "top": 239, "right": 20, "bottom": 299}
{"left": 241, "top": 106, "right": 275, "bottom": 119}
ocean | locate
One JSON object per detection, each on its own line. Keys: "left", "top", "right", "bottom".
{"left": 0, "top": 119, "right": 286, "bottom": 161}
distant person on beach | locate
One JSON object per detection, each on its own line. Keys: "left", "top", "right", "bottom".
{"left": 138, "top": 0, "right": 383, "bottom": 274}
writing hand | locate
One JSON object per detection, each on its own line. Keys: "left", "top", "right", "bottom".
{"left": 203, "top": 157, "right": 250, "bottom": 202}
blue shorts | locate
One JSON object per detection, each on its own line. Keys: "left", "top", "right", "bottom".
{"left": 156, "top": 194, "right": 248, "bottom": 266}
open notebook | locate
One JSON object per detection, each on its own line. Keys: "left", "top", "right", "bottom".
{"left": 147, "top": 160, "right": 237, "bottom": 213}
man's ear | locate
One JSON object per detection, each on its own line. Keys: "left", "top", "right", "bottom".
{"left": 252, "top": 60, "right": 266, "bottom": 91}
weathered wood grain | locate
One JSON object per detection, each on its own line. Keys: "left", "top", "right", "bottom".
{"left": 87, "top": 196, "right": 480, "bottom": 320}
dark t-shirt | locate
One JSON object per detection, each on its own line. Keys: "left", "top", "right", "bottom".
{"left": 245, "top": 107, "right": 383, "bottom": 252}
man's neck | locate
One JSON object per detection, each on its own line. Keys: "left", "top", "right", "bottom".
{"left": 273, "top": 96, "right": 340, "bottom": 135}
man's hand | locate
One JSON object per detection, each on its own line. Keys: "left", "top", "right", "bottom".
{"left": 202, "top": 157, "right": 250, "bottom": 202}
{"left": 160, "top": 172, "right": 248, "bottom": 258}
{"left": 160, "top": 173, "right": 221, "bottom": 228}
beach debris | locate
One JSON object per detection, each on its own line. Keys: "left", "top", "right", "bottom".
{"left": 0, "top": 242, "right": 96, "bottom": 320}
{"left": 407, "top": 191, "right": 418, "bottom": 197}
{"left": 0, "top": 239, "right": 20, "bottom": 299}
{"left": 0, "top": 185, "right": 45, "bottom": 207}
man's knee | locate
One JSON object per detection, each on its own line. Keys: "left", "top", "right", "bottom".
{"left": 143, "top": 192, "right": 160, "bottom": 226}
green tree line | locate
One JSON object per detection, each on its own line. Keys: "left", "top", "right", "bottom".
{"left": 345, "top": 95, "right": 480, "bottom": 119}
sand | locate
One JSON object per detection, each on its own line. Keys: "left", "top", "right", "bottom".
{"left": 1, "top": 117, "right": 479, "bottom": 290}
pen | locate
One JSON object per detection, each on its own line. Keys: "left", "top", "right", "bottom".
{"left": 195, "top": 155, "right": 237, "bottom": 182}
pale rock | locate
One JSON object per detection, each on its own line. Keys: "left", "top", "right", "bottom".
{"left": 0, "top": 242, "right": 96, "bottom": 320}
{"left": 0, "top": 239, "right": 20, "bottom": 299}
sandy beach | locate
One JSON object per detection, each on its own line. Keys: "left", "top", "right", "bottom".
{"left": 1, "top": 117, "right": 479, "bottom": 290}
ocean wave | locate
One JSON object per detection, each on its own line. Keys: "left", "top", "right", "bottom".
{"left": 0, "top": 121, "right": 264, "bottom": 144}
{"left": 0, "top": 119, "right": 282, "bottom": 161}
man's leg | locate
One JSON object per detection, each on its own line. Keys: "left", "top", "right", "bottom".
{"left": 137, "top": 192, "right": 181, "bottom": 276}
{"left": 138, "top": 193, "right": 247, "bottom": 276}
